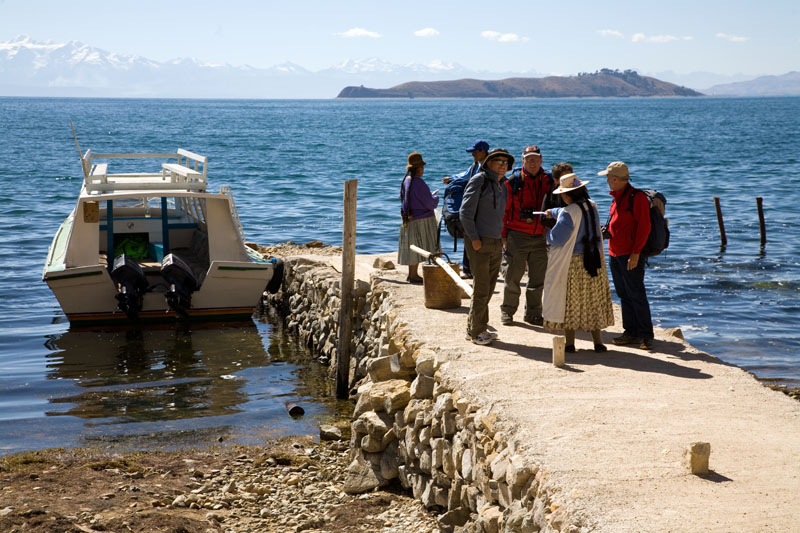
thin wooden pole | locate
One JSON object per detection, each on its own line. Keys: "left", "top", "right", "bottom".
{"left": 713, "top": 197, "right": 727, "bottom": 247}
{"left": 756, "top": 197, "right": 766, "bottom": 246}
{"left": 336, "top": 179, "right": 357, "bottom": 399}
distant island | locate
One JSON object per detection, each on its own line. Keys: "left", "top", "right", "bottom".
{"left": 338, "top": 69, "right": 703, "bottom": 98}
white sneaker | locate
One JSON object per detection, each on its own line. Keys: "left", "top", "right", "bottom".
{"left": 471, "top": 331, "right": 494, "bottom": 345}
{"left": 487, "top": 331, "right": 499, "bottom": 340}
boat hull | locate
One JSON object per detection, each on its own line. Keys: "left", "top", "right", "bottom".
{"left": 44, "top": 261, "right": 275, "bottom": 326}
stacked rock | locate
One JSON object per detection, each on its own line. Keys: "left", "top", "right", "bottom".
{"left": 263, "top": 257, "right": 586, "bottom": 533}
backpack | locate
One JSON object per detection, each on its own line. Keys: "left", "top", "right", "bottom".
{"left": 441, "top": 189, "right": 465, "bottom": 240}
{"left": 440, "top": 174, "right": 492, "bottom": 251}
{"left": 631, "top": 189, "right": 670, "bottom": 258}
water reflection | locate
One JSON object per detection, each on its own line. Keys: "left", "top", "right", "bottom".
{"left": 19, "top": 317, "right": 352, "bottom": 453}
{"left": 44, "top": 323, "right": 265, "bottom": 424}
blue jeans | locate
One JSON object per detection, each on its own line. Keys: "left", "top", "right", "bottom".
{"left": 462, "top": 242, "right": 471, "bottom": 275}
{"left": 609, "top": 254, "right": 653, "bottom": 340}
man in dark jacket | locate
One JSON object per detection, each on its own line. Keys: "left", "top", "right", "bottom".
{"left": 460, "top": 148, "right": 513, "bottom": 345}
{"left": 601, "top": 161, "right": 654, "bottom": 350}
{"left": 499, "top": 145, "right": 553, "bottom": 326}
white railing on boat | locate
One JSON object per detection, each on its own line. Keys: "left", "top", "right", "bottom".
{"left": 221, "top": 185, "right": 247, "bottom": 243}
{"left": 80, "top": 148, "right": 208, "bottom": 193}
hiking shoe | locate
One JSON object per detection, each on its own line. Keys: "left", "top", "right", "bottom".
{"left": 639, "top": 338, "right": 654, "bottom": 350}
{"left": 524, "top": 316, "right": 544, "bottom": 326}
{"left": 465, "top": 332, "right": 497, "bottom": 341}
{"left": 612, "top": 333, "right": 642, "bottom": 346}
{"left": 471, "top": 331, "right": 494, "bottom": 345}
{"left": 500, "top": 312, "right": 513, "bottom": 325}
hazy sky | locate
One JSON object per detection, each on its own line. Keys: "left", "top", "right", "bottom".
{"left": 2, "top": 0, "right": 798, "bottom": 75}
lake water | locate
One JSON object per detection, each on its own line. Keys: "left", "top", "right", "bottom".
{"left": 0, "top": 96, "right": 798, "bottom": 454}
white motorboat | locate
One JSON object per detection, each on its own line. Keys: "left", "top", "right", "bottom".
{"left": 43, "top": 147, "right": 282, "bottom": 325}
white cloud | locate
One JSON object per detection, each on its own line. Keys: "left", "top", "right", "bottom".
{"left": 649, "top": 35, "right": 679, "bottom": 43}
{"left": 632, "top": 33, "right": 686, "bottom": 43}
{"left": 481, "top": 30, "right": 529, "bottom": 43}
{"left": 335, "top": 27, "right": 382, "bottom": 39}
{"left": 716, "top": 32, "right": 749, "bottom": 42}
{"left": 683, "top": 36, "right": 694, "bottom": 41}
{"left": 598, "top": 29, "right": 624, "bottom": 38}
{"left": 414, "top": 27, "right": 439, "bottom": 38}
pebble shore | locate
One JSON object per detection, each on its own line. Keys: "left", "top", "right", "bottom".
{"left": 0, "top": 437, "right": 441, "bottom": 533}
{"left": 182, "top": 440, "right": 439, "bottom": 533}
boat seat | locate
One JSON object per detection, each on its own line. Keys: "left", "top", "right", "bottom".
{"left": 81, "top": 149, "right": 109, "bottom": 187}
{"left": 162, "top": 163, "right": 203, "bottom": 182}
{"left": 90, "top": 163, "right": 108, "bottom": 178}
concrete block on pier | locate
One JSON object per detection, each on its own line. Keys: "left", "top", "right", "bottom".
{"left": 686, "top": 442, "right": 711, "bottom": 474}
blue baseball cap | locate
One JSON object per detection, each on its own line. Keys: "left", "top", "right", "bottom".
{"left": 466, "top": 140, "right": 490, "bottom": 153}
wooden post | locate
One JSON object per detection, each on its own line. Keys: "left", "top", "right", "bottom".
{"left": 756, "top": 197, "right": 766, "bottom": 246}
{"left": 336, "top": 179, "right": 357, "bottom": 399}
{"left": 713, "top": 197, "right": 727, "bottom": 247}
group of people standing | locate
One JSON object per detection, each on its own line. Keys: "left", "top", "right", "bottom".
{"left": 398, "top": 140, "right": 654, "bottom": 351}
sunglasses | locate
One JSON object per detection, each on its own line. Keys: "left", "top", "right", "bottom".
{"left": 491, "top": 159, "right": 509, "bottom": 166}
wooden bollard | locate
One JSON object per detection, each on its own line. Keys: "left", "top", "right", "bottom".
{"left": 714, "top": 197, "right": 727, "bottom": 246}
{"left": 336, "top": 179, "right": 357, "bottom": 399}
{"left": 756, "top": 196, "right": 766, "bottom": 246}
{"left": 552, "top": 336, "right": 565, "bottom": 367}
{"left": 686, "top": 442, "right": 710, "bottom": 474}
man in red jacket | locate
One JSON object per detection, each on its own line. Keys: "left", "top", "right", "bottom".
{"left": 600, "top": 161, "right": 654, "bottom": 350}
{"left": 500, "top": 145, "right": 553, "bottom": 326}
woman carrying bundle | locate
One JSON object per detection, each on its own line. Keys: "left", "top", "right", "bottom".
{"left": 542, "top": 173, "right": 613, "bottom": 352}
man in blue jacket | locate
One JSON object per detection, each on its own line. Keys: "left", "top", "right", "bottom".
{"left": 442, "top": 139, "right": 489, "bottom": 278}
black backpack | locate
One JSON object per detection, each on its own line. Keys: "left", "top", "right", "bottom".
{"left": 439, "top": 175, "right": 493, "bottom": 251}
{"left": 632, "top": 189, "right": 670, "bottom": 258}
{"left": 441, "top": 189, "right": 465, "bottom": 241}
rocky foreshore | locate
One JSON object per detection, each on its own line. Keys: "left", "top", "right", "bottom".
{"left": 261, "top": 251, "right": 581, "bottom": 532}
{"left": 0, "top": 437, "right": 439, "bottom": 533}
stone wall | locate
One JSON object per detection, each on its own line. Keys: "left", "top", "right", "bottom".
{"left": 263, "top": 257, "right": 585, "bottom": 533}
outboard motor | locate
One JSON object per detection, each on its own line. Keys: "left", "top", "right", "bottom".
{"left": 161, "top": 253, "right": 198, "bottom": 318}
{"left": 110, "top": 254, "right": 148, "bottom": 319}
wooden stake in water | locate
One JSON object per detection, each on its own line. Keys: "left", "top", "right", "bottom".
{"left": 756, "top": 196, "right": 766, "bottom": 246}
{"left": 336, "top": 179, "right": 357, "bottom": 399}
{"left": 714, "top": 197, "right": 727, "bottom": 246}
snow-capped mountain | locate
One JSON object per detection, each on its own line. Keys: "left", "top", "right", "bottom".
{"left": 0, "top": 36, "right": 519, "bottom": 98}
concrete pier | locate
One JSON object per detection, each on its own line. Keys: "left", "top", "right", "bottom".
{"left": 264, "top": 249, "right": 800, "bottom": 532}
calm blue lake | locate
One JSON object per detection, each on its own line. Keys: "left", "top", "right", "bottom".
{"left": 0, "top": 96, "right": 798, "bottom": 453}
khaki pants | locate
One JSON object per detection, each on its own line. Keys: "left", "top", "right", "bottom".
{"left": 501, "top": 230, "right": 547, "bottom": 321}
{"left": 465, "top": 237, "right": 503, "bottom": 338}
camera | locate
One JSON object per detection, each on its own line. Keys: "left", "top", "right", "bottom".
{"left": 520, "top": 208, "right": 539, "bottom": 223}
